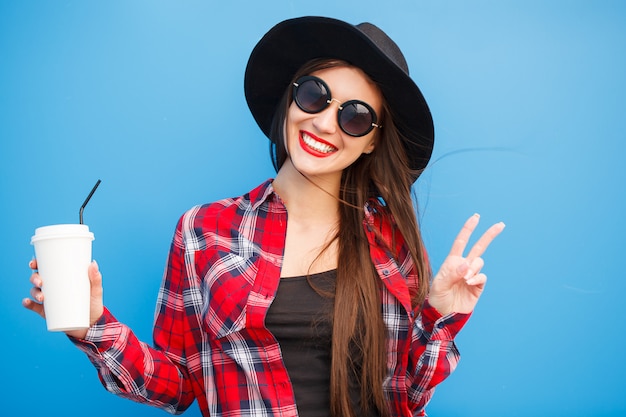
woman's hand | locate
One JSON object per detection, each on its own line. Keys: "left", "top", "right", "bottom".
{"left": 22, "top": 259, "right": 105, "bottom": 339}
{"left": 428, "top": 214, "right": 505, "bottom": 316}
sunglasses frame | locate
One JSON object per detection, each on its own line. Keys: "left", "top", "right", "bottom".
{"left": 292, "top": 75, "right": 382, "bottom": 137}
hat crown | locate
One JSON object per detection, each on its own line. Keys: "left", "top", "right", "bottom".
{"left": 355, "top": 22, "right": 409, "bottom": 76}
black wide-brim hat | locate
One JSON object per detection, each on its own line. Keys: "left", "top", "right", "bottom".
{"left": 244, "top": 16, "right": 434, "bottom": 181}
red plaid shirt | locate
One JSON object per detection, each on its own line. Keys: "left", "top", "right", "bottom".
{"left": 73, "top": 180, "right": 470, "bottom": 417}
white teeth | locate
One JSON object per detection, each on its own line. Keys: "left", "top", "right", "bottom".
{"left": 302, "top": 133, "right": 336, "bottom": 154}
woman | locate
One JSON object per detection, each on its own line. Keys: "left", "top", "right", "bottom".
{"left": 24, "top": 16, "right": 504, "bottom": 417}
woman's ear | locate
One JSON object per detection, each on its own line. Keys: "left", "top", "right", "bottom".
{"left": 363, "top": 141, "right": 375, "bottom": 155}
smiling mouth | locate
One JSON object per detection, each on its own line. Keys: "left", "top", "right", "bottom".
{"left": 300, "top": 131, "right": 338, "bottom": 155}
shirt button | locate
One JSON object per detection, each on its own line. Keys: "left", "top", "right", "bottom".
{"left": 382, "top": 269, "right": 390, "bottom": 276}
{"left": 436, "top": 321, "right": 445, "bottom": 329}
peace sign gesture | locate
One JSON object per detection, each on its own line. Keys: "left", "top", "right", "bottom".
{"left": 428, "top": 214, "right": 506, "bottom": 316}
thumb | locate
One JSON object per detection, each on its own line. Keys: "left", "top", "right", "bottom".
{"left": 88, "top": 259, "right": 100, "bottom": 280}
{"left": 88, "top": 260, "right": 103, "bottom": 299}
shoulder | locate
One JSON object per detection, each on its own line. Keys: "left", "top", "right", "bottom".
{"left": 182, "top": 179, "right": 274, "bottom": 221}
{"left": 174, "top": 179, "right": 280, "bottom": 239}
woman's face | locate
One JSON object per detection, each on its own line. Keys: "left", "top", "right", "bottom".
{"left": 284, "top": 65, "right": 382, "bottom": 183}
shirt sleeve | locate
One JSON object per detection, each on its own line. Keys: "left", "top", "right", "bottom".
{"left": 69, "top": 216, "right": 197, "bottom": 414}
{"left": 407, "top": 299, "right": 471, "bottom": 415}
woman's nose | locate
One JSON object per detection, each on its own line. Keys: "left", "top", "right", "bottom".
{"left": 312, "top": 100, "right": 339, "bottom": 134}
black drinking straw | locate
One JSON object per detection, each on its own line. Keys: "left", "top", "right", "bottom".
{"left": 79, "top": 179, "right": 101, "bottom": 224}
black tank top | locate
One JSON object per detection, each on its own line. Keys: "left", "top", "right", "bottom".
{"left": 265, "top": 270, "right": 380, "bottom": 417}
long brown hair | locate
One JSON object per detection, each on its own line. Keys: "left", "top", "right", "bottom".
{"left": 269, "top": 59, "right": 431, "bottom": 417}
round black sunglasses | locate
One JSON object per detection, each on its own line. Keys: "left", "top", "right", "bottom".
{"left": 292, "top": 75, "right": 382, "bottom": 137}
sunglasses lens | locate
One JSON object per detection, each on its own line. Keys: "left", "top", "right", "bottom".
{"left": 295, "top": 79, "right": 329, "bottom": 113}
{"left": 339, "top": 101, "right": 374, "bottom": 136}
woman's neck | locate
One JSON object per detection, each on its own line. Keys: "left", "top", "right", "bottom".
{"left": 273, "top": 159, "right": 341, "bottom": 224}
{"left": 273, "top": 159, "right": 342, "bottom": 277}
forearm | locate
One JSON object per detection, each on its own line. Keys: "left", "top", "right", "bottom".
{"left": 69, "top": 307, "right": 195, "bottom": 414}
{"left": 408, "top": 300, "right": 471, "bottom": 412}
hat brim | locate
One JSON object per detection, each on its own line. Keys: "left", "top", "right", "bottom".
{"left": 244, "top": 16, "right": 434, "bottom": 176}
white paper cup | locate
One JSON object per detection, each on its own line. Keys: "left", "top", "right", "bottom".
{"left": 30, "top": 224, "right": 94, "bottom": 332}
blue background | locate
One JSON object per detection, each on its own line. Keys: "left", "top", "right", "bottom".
{"left": 2, "top": 1, "right": 625, "bottom": 416}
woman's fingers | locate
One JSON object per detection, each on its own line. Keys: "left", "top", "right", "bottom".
{"left": 449, "top": 214, "right": 505, "bottom": 260}
{"left": 29, "top": 285, "right": 43, "bottom": 302}
{"left": 29, "top": 271, "right": 42, "bottom": 288}
{"left": 25, "top": 259, "right": 45, "bottom": 318}
{"left": 463, "top": 257, "right": 485, "bottom": 280}
{"left": 22, "top": 297, "right": 46, "bottom": 318}
{"left": 449, "top": 214, "right": 480, "bottom": 257}
{"left": 466, "top": 272, "right": 487, "bottom": 287}
{"left": 431, "top": 215, "right": 504, "bottom": 315}
{"left": 466, "top": 221, "right": 506, "bottom": 260}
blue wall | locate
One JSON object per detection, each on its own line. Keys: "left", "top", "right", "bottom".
{"left": 2, "top": 1, "right": 625, "bottom": 416}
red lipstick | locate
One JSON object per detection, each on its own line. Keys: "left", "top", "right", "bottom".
{"left": 299, "top": 131, "right": 338, "bottom": 157}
